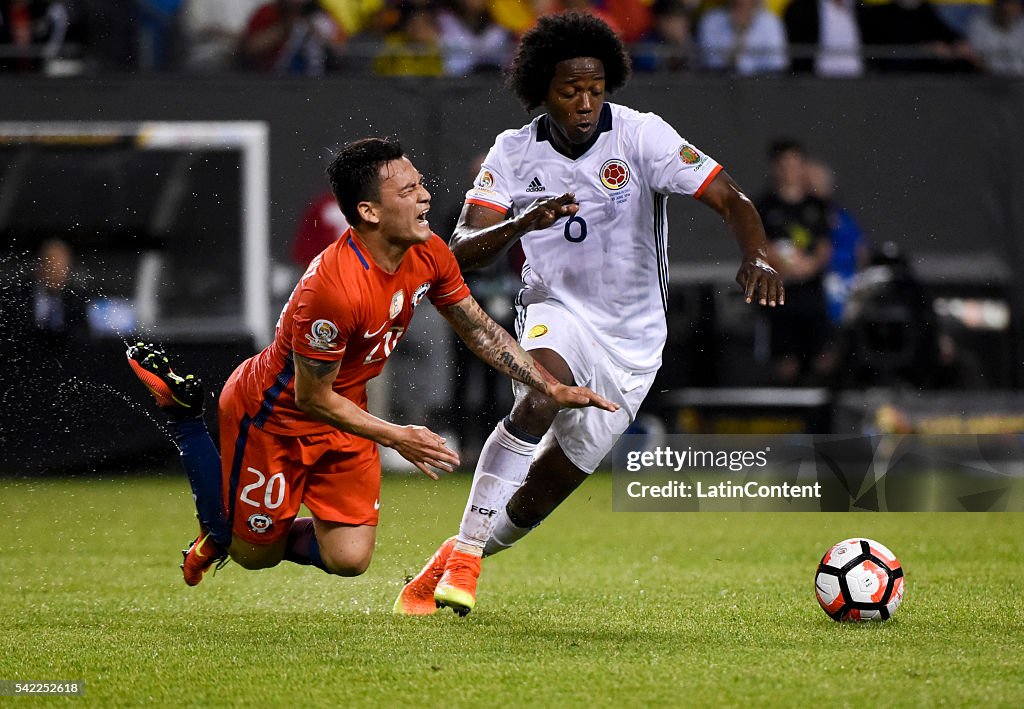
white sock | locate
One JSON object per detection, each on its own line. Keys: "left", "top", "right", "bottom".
{"left": 483, "top": 506, "right": 534, "bottom": 557}
{"left": 457, "top": 417, "right": 539, "bottom": 549}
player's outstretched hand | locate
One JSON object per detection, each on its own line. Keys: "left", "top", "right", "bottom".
{"left": 391, "top": 425, "right": 460, "bottom": 480}
{"left": 737, "top": 257, "right": 784, "bottom": 307}
{"left": 547, "top": 383, "right": 620, "bottom": 412}
{"left": 516, "top": 192, "right": 579, "bottom": 233}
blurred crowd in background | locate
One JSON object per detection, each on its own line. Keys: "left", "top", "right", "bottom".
{"left": 1, "top": 0, "right": 1022, "bottom": 77}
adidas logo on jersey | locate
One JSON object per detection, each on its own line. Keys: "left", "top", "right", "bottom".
{"left": 526, "top": 177, "right": 545, "bottom": 193}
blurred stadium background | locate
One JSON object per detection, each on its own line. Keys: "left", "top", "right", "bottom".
{"left": 1, "top": 2, "right": 1023, "bottom": 475}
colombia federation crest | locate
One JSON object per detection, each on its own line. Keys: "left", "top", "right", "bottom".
{"left": 600, "top": 159, "right": 630, "bottom": 190}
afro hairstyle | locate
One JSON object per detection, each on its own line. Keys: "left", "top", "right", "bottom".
{"left": 507, "top": 11, "right": 632, "bottom": 111}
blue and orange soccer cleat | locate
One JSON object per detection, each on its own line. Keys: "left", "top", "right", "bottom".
{"left": 181, "top": 524, "right": 228, "bottom": 587}
{"left": 392, "top": 536, "right": 457, "bottom": 616}
{"left": 126, "top": 342, "right": 205, "bottom": 419}
{"left": 434, "top": 548, "right": 482, "bottom": 617}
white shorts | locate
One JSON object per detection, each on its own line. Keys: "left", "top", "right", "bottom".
{"left": 517, "top": 301, "right": 657, "bottom": 473}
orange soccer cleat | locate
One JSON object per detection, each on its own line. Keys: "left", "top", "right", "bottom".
{"left": 181, "top": 527, "right": 228, "bottom": 587}
{"left": 392, "top": 536, "right": 456, "bottom": 616}
{"left": 433, "top": 547, "right": 483, "bottom": 617}
{"left": 126, "top": 342, "right": 205, "bottom": 419}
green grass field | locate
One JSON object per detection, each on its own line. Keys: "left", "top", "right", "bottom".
{"left": 2, "top": 473, "right": 1023, "bottom": 707}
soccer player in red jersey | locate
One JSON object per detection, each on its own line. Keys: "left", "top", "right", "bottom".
{"left": 129, "top": 137, "right": 617, "bottom": 589}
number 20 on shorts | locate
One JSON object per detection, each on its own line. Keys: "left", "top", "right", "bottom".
{"left": 240, "top": 467, "right": 285, "bottom": 509}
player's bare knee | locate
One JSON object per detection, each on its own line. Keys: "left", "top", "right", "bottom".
{"left": 317, "top": 540, "right": 374, "bottom": 577}
{"left": 329, "top": 560, "right": 371, "bottom": 577}
{"left": 321, "top": 548, "right": 373, "bottom": 577}
{"left": 511, "top": 388, "right": 561, "bottom": 430}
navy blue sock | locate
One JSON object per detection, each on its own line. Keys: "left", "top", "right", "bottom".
{"left": 283, "top": 517, "right": 328, "bottom": 572}
{"left": 169, "top": 418, "right": 231, "bottom": 548}
{"left": 503, "top": 415, "right": 543, "bottom": 445}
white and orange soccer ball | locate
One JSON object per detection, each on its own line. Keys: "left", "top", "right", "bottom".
{"left": 815, "top": 538, "right": 905, "bottom": 622}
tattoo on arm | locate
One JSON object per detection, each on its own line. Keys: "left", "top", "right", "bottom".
{"left": 295, "top": 353, "right": 340, "bottom": 380}
{"left": 442, "top": 297, "right": 550, "bottom": 394}
{"left": 443, "top": 298, "right": 482, "bottom": 336}
{"left": 497, "top": 350, "right": 545, "bottom": 391}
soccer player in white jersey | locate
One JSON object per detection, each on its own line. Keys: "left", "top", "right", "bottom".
{"left": 394, "top": 11, "right": 784, "bottom": 617}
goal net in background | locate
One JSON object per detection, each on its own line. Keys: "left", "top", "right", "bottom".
{"left": 0, "top": 121, "right": 271, "bottom": 344}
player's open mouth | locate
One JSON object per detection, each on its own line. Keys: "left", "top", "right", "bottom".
{"left": 571, "top": 122, "right": 593, "bottom": 140}
{"left": 416, "top": 209, "right": 429, "bottom": 226}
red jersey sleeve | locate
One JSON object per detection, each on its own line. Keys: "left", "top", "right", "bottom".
{"left": 426, "top": 235, "right": 471, "bottom": 307}
{"left": 291, "top": 281, "right": 357, "bottom": 362}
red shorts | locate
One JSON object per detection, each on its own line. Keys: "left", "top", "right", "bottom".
{"left": 218, "top": 379, "right": 381, "bottom": 546}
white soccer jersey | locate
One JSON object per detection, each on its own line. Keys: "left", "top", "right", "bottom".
{"left": 465, "top": 102, "right": 722, "bottom": 372}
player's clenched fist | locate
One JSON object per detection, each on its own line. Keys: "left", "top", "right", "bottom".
{"left": 391, "top": 424, "right": 461, "bottom": 479}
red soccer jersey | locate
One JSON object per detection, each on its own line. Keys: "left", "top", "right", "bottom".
{"left": 227, "top": 230, "right": 470, "bottom": 436}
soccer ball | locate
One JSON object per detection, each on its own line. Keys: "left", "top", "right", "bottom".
{"left": 815, "top": 538, "right": 905, "bottom": 622}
